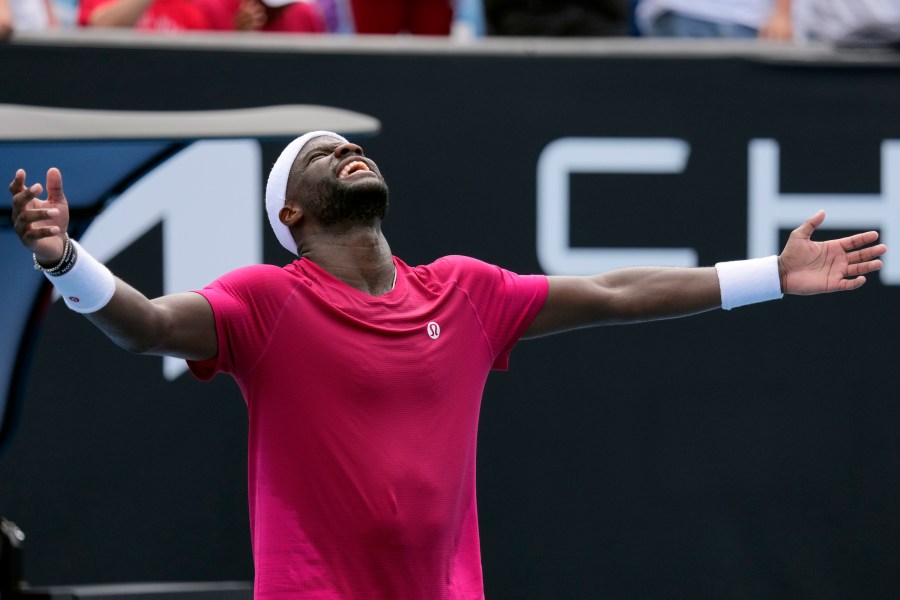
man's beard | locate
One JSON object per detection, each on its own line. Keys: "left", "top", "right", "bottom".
{"left": 305, "top": 175, "right": 390, "bottom": 229}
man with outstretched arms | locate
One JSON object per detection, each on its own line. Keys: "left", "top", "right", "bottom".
{"left": 9, "top": 131, "right": 887, "bottom": 600}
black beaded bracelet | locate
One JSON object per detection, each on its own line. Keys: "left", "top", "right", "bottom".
{"left": 51, "top": 243, "right": 78, "bottom": 276}
{"left": 33, "top": 233, "right": 75, "bottom": 276}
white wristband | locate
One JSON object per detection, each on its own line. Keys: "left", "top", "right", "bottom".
{"left": 45, "top": 240, "right": 116, "bottom": 314}
{"left": 715, "top": 255, "right": 783, "bottom": 310}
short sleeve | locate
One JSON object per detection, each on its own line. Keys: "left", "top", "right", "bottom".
{"left": 436, "top": 256, "right": 548, "bottom": 371}
{"left": 186, "top": 265, "right": 289, "bottom": 381}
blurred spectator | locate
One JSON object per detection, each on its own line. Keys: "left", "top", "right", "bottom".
{"left": 452, "top": 0, "right": 484, "bottom": 37}
{"left": 0, "top": 0, "right": 56, "bottom": 37}
{"left": 792, "top": 0, "right": 900, "bottom": 46}
{"left": 635, "top": 0, "right": 793, "bottom": 40}
{"left": 484, "top": 0, "right": 629, "bottom": 36}
{"left": 197, "top": 0, "right": 325, "bottom": 32}
{"left": 79, "top": 0, "right": 210, "bottom": 29}
{"left": 349, "top": 0, "right": 452, "bottom": 34}
{"left": 311, "top": 0, "right": 353, "bottom": 32}
{"left": 52, "top": 0, "right": 77, "bottom": 26}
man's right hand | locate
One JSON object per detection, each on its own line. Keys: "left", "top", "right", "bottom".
{"left": 10, "top": 168, "right": 70, "bottom": 266}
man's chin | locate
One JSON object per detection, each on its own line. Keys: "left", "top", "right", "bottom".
{"left": 324, "top": 198, "right": 389, "bottom": 228}
{"left": 343, "top": 179, "right": 389, "bottom": 210}
{"left": 342, "top": 174, "right": 387, "bottom": 192}
{"left": 320, "top": 205, "right": 389, "bottom": 231}
{"left": 311, "top": 177, "right": 389, "bottom": 227}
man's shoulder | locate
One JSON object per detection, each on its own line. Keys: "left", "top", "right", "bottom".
{"left": 203, "top": 262, "right": 294, "bottom": 292}
{"left": 406, "top": 255, "right": 511, "bottom": 291}
{"left": 411, "top": 256, "right": 547, "bottom": 298}
{"left": 425, "top": 254, "right": 496, "bottom": 271}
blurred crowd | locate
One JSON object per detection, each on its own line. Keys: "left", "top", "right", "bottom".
{"left": 1, "top": 0, "right": 898, "bottom": 48}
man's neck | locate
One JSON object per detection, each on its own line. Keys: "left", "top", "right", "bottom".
{"left": 299, "top": 226, "right": 396, "bottom": 296}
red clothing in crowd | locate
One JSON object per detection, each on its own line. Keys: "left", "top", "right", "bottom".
{"left": 350, "top": 0, "right": 452, "bottom": 34}
{"left": 197, "top": 0, "right": 325, "bottom": 32}
{"left": 79, "top": 0, "right": 211, "bottom": 30}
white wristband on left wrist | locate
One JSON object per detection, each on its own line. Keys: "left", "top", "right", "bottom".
{"left": 43, "top": 240, "right": 116, "bottom": 314}
{"left": 715, "top": 255, "right": 783, "bottom": 310}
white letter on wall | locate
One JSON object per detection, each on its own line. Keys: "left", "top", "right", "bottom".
{"left": 537, "top": 138, "right": 696, "bottom": 275}
{"left": 748, "top": 139, "right": 898, "bottom": 284}
{"left": 78, "top": 140, "right": 263, "bottom": 380}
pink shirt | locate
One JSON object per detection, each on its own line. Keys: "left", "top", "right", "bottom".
{"left": 189, "top": 256, "right": 548, "bottom": 599}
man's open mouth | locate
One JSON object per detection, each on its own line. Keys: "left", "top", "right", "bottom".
{"left": 338, "top": 160, "right": 372, "bottom": 179}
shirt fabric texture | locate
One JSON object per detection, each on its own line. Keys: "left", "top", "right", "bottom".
{"left": 188, "top": 255, "right": 548, "bottom": 599}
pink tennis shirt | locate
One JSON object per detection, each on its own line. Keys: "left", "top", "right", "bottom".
{"left": 188, "top": 255, "right": 548, "bottom": 599}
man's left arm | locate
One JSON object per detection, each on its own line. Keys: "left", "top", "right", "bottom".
{"left": 525, "top": 211, "right": 886, "bottom": 338}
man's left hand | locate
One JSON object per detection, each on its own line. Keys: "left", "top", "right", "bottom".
{"left": 779, "top": 210, "right": 886, "bottom": 295}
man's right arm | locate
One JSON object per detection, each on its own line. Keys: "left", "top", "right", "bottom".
{"left": 84, "top": 283, "right": 217, "bottom": 360}
{"left": 11, "top": 167, "right": 218, "bottom": 362}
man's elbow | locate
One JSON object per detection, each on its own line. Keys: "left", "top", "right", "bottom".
{"left": 105, "top": 333, "right": 161, "bottom": 355}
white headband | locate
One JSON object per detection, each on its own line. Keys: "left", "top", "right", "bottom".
{"left": 265, "top": 130, "right": 349, "bottom": 255}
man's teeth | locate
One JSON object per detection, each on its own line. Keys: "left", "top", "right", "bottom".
{"left": 339, "top": 161, "right": 371, "bottom": 179}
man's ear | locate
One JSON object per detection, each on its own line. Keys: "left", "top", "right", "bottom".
{"left": 279, "top": 204, "right": 301, "bottom": 227}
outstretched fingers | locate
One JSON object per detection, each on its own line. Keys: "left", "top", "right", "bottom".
{"left": 9, "top": 169, "right": 41, "bottom": 204}
{"left": 14, "top": 202, "right": 62, "bottom": 239}
{"left": 17, "top": 206, "right": 61, "bottom": 225}
{"left": 792, "top": 210, "right": 826, "bottom": 241}
{"left": 21, "top": 221, "right": 62, "bottom": 240}
{"left": 844, "top": 257, "right": 883, "bottom": 277}
{"left": 837, "top": 276, "right": 867, "bottom": 291}
{"left": 836, "top": 240, "right": 886, "bottom": 291}
{"left": 846, "top": 243, "right": 888, "bottom": 264}
{"left": 840, "top": 230, "right": 880, "bottom": 252}
{"left": 8, "top": 168, "right": 26, "bottom": 195}
{"left": 45, "top": 167, "right": 66, "bottom": 205}
{"left": 10, "top": 173, "right": 43, "bottom": 209}
{"left": 10, "top": 168, "right": 63, "bottom": 240}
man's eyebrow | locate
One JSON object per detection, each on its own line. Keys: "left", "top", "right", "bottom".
{"left": 298, "top": 140, "right": 340, "bottom": 166}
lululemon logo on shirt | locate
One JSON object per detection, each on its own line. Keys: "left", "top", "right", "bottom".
{"left": 426, "top": 321, "right": 441, "bottom": 340}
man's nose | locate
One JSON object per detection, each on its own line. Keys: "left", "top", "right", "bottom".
{"left": 334, "top": 142, "right": 363, "bottom": 158}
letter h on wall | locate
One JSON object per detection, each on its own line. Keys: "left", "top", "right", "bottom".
{"left": 749, "top": 139, "right": 899, "bottom": 285}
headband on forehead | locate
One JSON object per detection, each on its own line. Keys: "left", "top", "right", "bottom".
{"left": 265, "top": 130, "right": 349, "bottom": 255}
